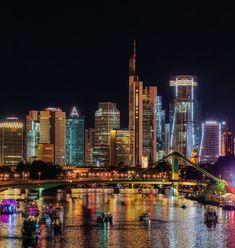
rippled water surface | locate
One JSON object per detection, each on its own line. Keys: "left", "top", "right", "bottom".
{"left": 0, "top": 188, "right": 235, "bottom": 248}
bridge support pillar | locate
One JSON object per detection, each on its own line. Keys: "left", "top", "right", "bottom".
{"left": 172, "top": 184, "right": 178, "bottom": 197}
{"left": 172, "top": 156, "right": 179, "bottom": 180}
{"left": 38, "top": 188, "right": 44, "bottom": 198}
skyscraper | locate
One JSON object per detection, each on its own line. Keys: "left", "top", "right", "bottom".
{"left": 156, "top": 96, "right": 166, "bottom": 159}
{"left": 0, "top": 117, "right": 23, "bottom": 166}
{"left": 169, "top": 75, "right": 200, "bottom": 159}
{"left": 199, "top": 121, "right": 221, "bottom": 163}
{"left": 93, "top": 102, "right": 120, "bottom": 166}
{"left": 129, "top": 41, "right": 157, "bottom": 167}
{"left": 66, "top": 106, "right": 84, "bottom": 166}
{"left": 164, "top": 123, "right": 170, "bottom": 156}
{"left": 85, "top": 128, "right": 95, "bottom": 166}
{"left": 26, "top": 108, "right": 66, "bottom": 165}
{"left": 221, "top": 128, "right": 234, "bottom": 156}
{"left": 26, "top": 111, "right": 40, "bottom": 162}
{"left": 129, "top": 41, "right": 143, "bottom": 167}
{"left": 142, "top": 86, "right": 157, "bottom": 164}
{"left": 111, "top": 129, "right": 130, "bottom": 166}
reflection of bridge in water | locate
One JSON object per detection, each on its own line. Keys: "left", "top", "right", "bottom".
{"left": 0, "top": 152, "right": 234, "bottom": 196}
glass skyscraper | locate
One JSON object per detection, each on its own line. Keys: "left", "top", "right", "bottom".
{"left": 66, "top": 107, "right": 84, "bottom": 166}
{"left": 94, "top": 102, "right": 120, "bottom": 166}
{"left": 199, "top": 121, "right": 221, "bottom": 163}
{"left": 156, "top": 96, "right": 166, "bottom": 159}
{"left": 26, "top": 108, "right": 66, "bottom": 165}
{"left": 26, "top": 111, "right": 40, "bottom": 162}
{"left": 0, "top": 117, "right": 24, "bottom": 166}
{"left": 169, "top": 75, "right": 200, "bottom": 159}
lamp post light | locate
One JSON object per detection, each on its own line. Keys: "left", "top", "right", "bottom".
{"left": 38, "top": 171, "right": 41, "bottom": 180}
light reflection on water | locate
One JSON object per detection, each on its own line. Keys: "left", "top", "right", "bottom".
{"left": 0, "top": 189, "right": 234, "bottom": 248}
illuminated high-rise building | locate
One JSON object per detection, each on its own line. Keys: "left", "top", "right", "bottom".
{"left": 164, "top": 123, "right": 170, "bottom": 156}
{"left": 85, "top": 128, "right": 95, "bottom": 166}
{"left": 0, "top": 117, "right": 23, "bottom": 166}
{"left": 111, "top": 129, "right": 130, "bottom": 166}
{"left": 44, "top": 107, "right": 66, "bottom": 166}
{"left": 142, "top": 86, "right": 157, "bottom": 164}
{"left": 66, "top": 107, "right": 84, "bottom": 166}
{"left": 129, "top": 41, "right": 143, "bottom": 167}
{"left": 93, "top": 102, "right": 120, "bottom": 166}
{"left": 26, "top": 108, "right": 66, "bottom": 165}
{"left": 169, "top": 75, "right": 200, "bottom": 159}
{"left": 129, "top": 41, "right": 157, "bottom": 167}
{"left": 221, "top": 128, "right": 234, "bottom": 156}
{"left": 26, "top": 111, "right": 40, "bottom": 162}
{"left": 199, "top": 121, "right": 221, "bottom": 163}
{"left": 156, "top": 96, "right": 166, "bottom": 159}
{"left": 38, "top": 143, "right": 54, "bottom": 163}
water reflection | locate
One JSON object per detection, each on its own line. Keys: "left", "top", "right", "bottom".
{"left": 0, "top": 189, "right": 235, "bottom": 247}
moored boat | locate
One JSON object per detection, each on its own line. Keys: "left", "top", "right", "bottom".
{"left": 222, "top": 203, "right": 235, "bottom": 211}
{"left": 96, "top": 212, "right": 113, "bottom": 223}
{"left": 139, "top": 213, "right": 150, "bottom": 222}
{"left": 0, "top": 199, "right": 18, "bottom": 214}
{"left": 181, "top": 203, "right": 187, "bottom": 209}
{"left": 21, "top": 218, "right": 40, "bottom": 240}
{"left": 204, "top": 207, "right": 218, "bottom": 222}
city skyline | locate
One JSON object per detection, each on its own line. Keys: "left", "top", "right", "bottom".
{"left": 1, "top": 3, "right": 235, "bottom": 131}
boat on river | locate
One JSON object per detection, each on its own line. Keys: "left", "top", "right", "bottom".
{"left": 222, "top": 202, "right": 235, "bottom": 211}
{"left": 181, "top": 203, "right": 187, "bottom": 209}
{"left": 204, "top": 207, "right": 218, "bottom": 222}
{"left": 96, "top": 212, "right": 113, "bottom": 223}
{"left": 139, "top": 213, "right": 150, "bottom": 222}
{"left": 0, "top": 199, "right": 18, "bottom": 214}
{"left": 51, "top": 203, "right": 64, "bottom": 220}
{"left": 21, "top": 218, "right": 40, "bottom": 240}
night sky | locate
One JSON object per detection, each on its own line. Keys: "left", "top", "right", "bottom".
{"left": 0, "top": 2, "right": 235, "bottom": 130}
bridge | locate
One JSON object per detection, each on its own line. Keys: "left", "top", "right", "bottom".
{"left": 0, "top": 152, "right": 233, "bottom": 196}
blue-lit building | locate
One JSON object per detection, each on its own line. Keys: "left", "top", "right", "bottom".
{"left": 169, "top": 75, "right": 200, "bottom": 159}
{"left": 156, "top": 96, "right": 165, "bottom": 159}
{"left": 66, "top": 107, "right": 84, "bottom": 166}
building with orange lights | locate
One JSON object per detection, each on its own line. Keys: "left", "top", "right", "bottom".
{"left": 0, "top": 117, "right": 23, "bottom": 166}
{"left": 26, "top": 108, "right": 66, "bottom": 165}
{"left": 221, "top": 128, "right": 234, "bottom": 156}
{"left": 111, "top": 129, "right": 130, "bottom": 166}
{"left": 129, "top": 41, "right": 157, "bottom": 167}
{"left": 38, "top": 143, "right": 54, "bottom": 163}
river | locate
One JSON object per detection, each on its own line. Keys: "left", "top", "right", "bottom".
{"left": 0, "top": 188, "right": 234, "bottom": 248}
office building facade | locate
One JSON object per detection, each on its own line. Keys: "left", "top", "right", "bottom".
{"left": 93, "top": 102, "right": 120, "bottom": 166}
{"left": 156, "top": 96, "right": 166, "bottom": 159}
{"left": 85, "top": 128, "right": 95, "bottom": 166}
{"left": 26, "top": 108, "right": 66, "bottom": 165}
{"left": 169, "top": 75, "right": 200, "bottom": 159}
{"left": 0, "top": 117, "right": 24, "bottom": 166}
{"left": 66, "top": 106, "right": 84, "bottom": 166}
{"left": 142, "top": 86, "right": 157, "bottom": 164}
{"left": 221, "top": 128, "right": 234, "bottom": 156}
{"left": 199, "top": 121, "right": 221, "bottom": 163}
{"left": 111, "top": 129, "right": 130, "bottom": 166}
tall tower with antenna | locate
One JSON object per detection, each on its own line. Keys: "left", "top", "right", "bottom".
{"left": 129, "top": 41, "right": 143, "bottom": 167}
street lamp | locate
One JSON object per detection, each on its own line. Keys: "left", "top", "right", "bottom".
{"left": 38, "top": 171, "right": 41, "bottom": 180}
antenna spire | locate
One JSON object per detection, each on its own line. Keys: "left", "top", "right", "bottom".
{"left": 129, "top": 40, "right": 137, "bottom": 76}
